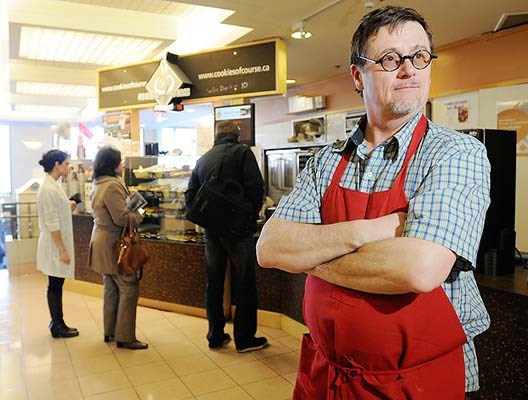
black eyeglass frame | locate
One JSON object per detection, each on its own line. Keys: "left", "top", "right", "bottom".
{"left": 354, "top": 50, "right": 438, "bottom": 72}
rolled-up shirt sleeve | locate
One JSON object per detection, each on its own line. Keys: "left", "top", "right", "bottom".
{"left": 404, "top": 137, "right": 491, "bottom": 269}
{"left": 40, "top": 189, "right": 61, "bottom": 232}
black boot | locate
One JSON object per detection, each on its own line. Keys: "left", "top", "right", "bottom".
{"left": 47, "top": 290, "right": 79, "bottom": 339}
{"left": 56, "top": 289, "right": 78, "bottom": 334}
{"left": 48, "top": 321, "right": 79, "bottom": 338}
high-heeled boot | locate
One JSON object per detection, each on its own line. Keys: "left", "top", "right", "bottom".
{"left": 56, "top": 288, "right": 78, "bottom": 334}
{"left": 47, "top": 290, "right": 79, "bottom": 338}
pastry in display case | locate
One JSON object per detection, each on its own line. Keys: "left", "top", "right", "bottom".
{"left": 126, "top": 156, "right": 202, "bottom": 243}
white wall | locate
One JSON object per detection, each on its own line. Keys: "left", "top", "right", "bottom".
{"left": 9, "top": 125, "right": 53, "bottom": 197}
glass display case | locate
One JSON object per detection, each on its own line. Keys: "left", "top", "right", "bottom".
{"left": 126, "top": 156, "right": 202, "bottom": 243}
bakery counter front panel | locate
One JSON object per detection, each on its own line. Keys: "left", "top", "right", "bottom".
{"left": 73, "top": 214, "right": 206, "bottom": 309}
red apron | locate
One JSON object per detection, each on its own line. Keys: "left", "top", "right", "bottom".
{"left": 294, "top": 116, "right": 467, "bottom": 400}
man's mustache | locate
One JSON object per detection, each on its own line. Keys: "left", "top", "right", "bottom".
{"left": 393, "top": 81, "right": 422, "bottom": 89}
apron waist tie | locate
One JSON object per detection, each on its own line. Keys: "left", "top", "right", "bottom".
{"left": 313, "top": 343, "right": 437, "bottom": 400}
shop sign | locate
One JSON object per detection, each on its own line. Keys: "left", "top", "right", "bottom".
{"left": 98, "top": 61, "right": 159, "bottom": 111}
{"left": 178, "top": 38, "right": 286, "bottom": 101}
{"left": 97, "top": 38, "right": 286, "bottom": 110}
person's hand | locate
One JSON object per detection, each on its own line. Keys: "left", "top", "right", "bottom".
{"left": 368, "top": 212, "right": 407, "bottom": 241}
{"left": 70, "top": 200, "right": 77, "bottom": 212}
{"left": 59, "top": 248, "right": 70, "bottom": 264}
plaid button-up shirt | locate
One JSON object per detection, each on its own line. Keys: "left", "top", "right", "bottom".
{"left": 273, "top": 113, "right": 491, "bottom": 391}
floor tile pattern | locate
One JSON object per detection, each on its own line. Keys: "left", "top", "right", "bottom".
{"left": 0, "top": 271, "right": 298, "bottom": 400}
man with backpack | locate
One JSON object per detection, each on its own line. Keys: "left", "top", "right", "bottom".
{"left": 185, "top": 120, "right": 268, "bottom": 352}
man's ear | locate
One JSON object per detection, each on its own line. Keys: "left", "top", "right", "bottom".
{"left": 350, "top": 64, "right": 364, "bottom": 92}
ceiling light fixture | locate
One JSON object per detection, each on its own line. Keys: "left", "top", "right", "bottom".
{"left": 286, "top": 79, "right": 297, "bottom": 84}
{"left": 290, "top": 0, "right": 345, "bottom": 40}
{"left": 22, "top": 140, "right": 44, "bottom": 151}
{"left": 19, "top": 26, "right": 166, "bottom": 65}
{"left": 291, "top": 22, "right": 312, "bottom": 40}
{"left": 15, "top": 104, "right": 80, "bottom": 116}
{"left": 16, "top": 81, "right": 97, "bottom": 97}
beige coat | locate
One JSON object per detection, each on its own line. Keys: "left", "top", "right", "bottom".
{"left": 88, "top": 176, "right": 142, "bottom": 275}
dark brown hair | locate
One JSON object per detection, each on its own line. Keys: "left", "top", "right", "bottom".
{"left": 215, "top": 120, "right": 240, "bottom": 138}
{"left": 93, "top": 146, "right": 121, "bottom": 179}
{"left": 38, "top": 150, "right": 68, "bottom": 173}
{"left": 350, "top": 6, "right": 434, "bottom": 67}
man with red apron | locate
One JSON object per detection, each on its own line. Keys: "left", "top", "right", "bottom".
{"left": 257, "top": 6, "right": 491, "bottom": 398}
{"left": 294, "top": 116, "right": 467, "bottom": 399}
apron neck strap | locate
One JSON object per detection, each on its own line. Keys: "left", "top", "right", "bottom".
{"left": 393, "top": 115, "right": 428, "bottom": 186}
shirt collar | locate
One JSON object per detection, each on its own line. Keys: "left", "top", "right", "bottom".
{"left": 45, "top": 173, "right": 61, "bottom": 187}
{"left": 332, "top": 112, "right": 423, "bottom": 162}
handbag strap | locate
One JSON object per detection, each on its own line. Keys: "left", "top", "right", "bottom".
{"left": 120, "top": 212, "right": 135, "bottom": 238}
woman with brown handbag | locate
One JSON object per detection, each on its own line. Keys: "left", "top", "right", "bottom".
{"left": 88, "top": 146, "right": 147, "bottom": 350}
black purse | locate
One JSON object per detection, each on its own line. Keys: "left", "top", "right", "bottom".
{"left": 187, "top": 144, "right": 254, "bottom": 237}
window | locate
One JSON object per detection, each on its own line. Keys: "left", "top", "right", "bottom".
{"left": 66, "top": 125, "right": 104, "bottom": 160}
{"left": 0, "top": 125, "right": 11, "bottom": 195}
{"left": 159, "top": 127, "right": 199, "bottom": 169}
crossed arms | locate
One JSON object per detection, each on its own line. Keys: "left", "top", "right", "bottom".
{"left": 256, "top": 215, "right": 456, "bottom": 295}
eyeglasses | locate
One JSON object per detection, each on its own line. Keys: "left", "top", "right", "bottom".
{"left": 356, "top": 49, "right": 438, "bottom": 72}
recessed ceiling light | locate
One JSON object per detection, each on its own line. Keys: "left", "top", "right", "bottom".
{"left": 19, "top": 26, "right": 166, "bottom": 65}
{"left": 16, "top": 81, "right": 97, "bottom": 97}
{"left": 15, "top": 104, "right": 80, "bottom": 115}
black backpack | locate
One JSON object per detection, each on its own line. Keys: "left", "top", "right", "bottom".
{"left": 186, "top": 144, "right": 254, "bottom": 237}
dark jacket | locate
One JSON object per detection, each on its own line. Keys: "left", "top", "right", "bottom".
{"left": 185, "top": 134, "right": 264, "bottom": 233}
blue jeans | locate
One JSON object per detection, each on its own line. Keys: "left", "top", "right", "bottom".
{"left": 204, "top": 231, "right": 258, "bottom": 346}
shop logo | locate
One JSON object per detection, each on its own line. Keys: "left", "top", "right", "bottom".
{"left": 145, "top": 59, "right": 192, "bottom": 107}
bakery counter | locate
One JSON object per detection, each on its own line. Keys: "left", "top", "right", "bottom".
{"left": 73, "top": 214, "right": 206, "bottom": 310}
{"left": 72, "top": 214, "right": 304, "bottom": 323}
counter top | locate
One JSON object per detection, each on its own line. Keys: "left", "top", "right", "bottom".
{"left": 475, "top": 266, "right": 528, "bottom": 297}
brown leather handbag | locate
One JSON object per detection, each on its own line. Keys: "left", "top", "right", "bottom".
{"left": 116, "top": 213, "right": 150, "bottom": 279}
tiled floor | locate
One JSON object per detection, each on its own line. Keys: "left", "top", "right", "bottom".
{"left": 0, "top": 270, "right": 299, "bottom": 400}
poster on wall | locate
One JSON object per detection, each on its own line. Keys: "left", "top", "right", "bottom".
{"left": 442, "top": 100, "right": 470, "bottom": 127}
{"left": 290, "top": 116, "right": 326, "bottom": 143}
{"left": 497, "top": 100, "right": 528, "bottom": 156}
{"left": 102, "top": 111, "right": 131, "bottom": 139}
{"left": 431, "top": 92, "right": 478, "bottom": 130}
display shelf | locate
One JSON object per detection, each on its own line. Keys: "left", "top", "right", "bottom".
{"left": 126, "top": 155, "right": 196, "bottom": 241}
